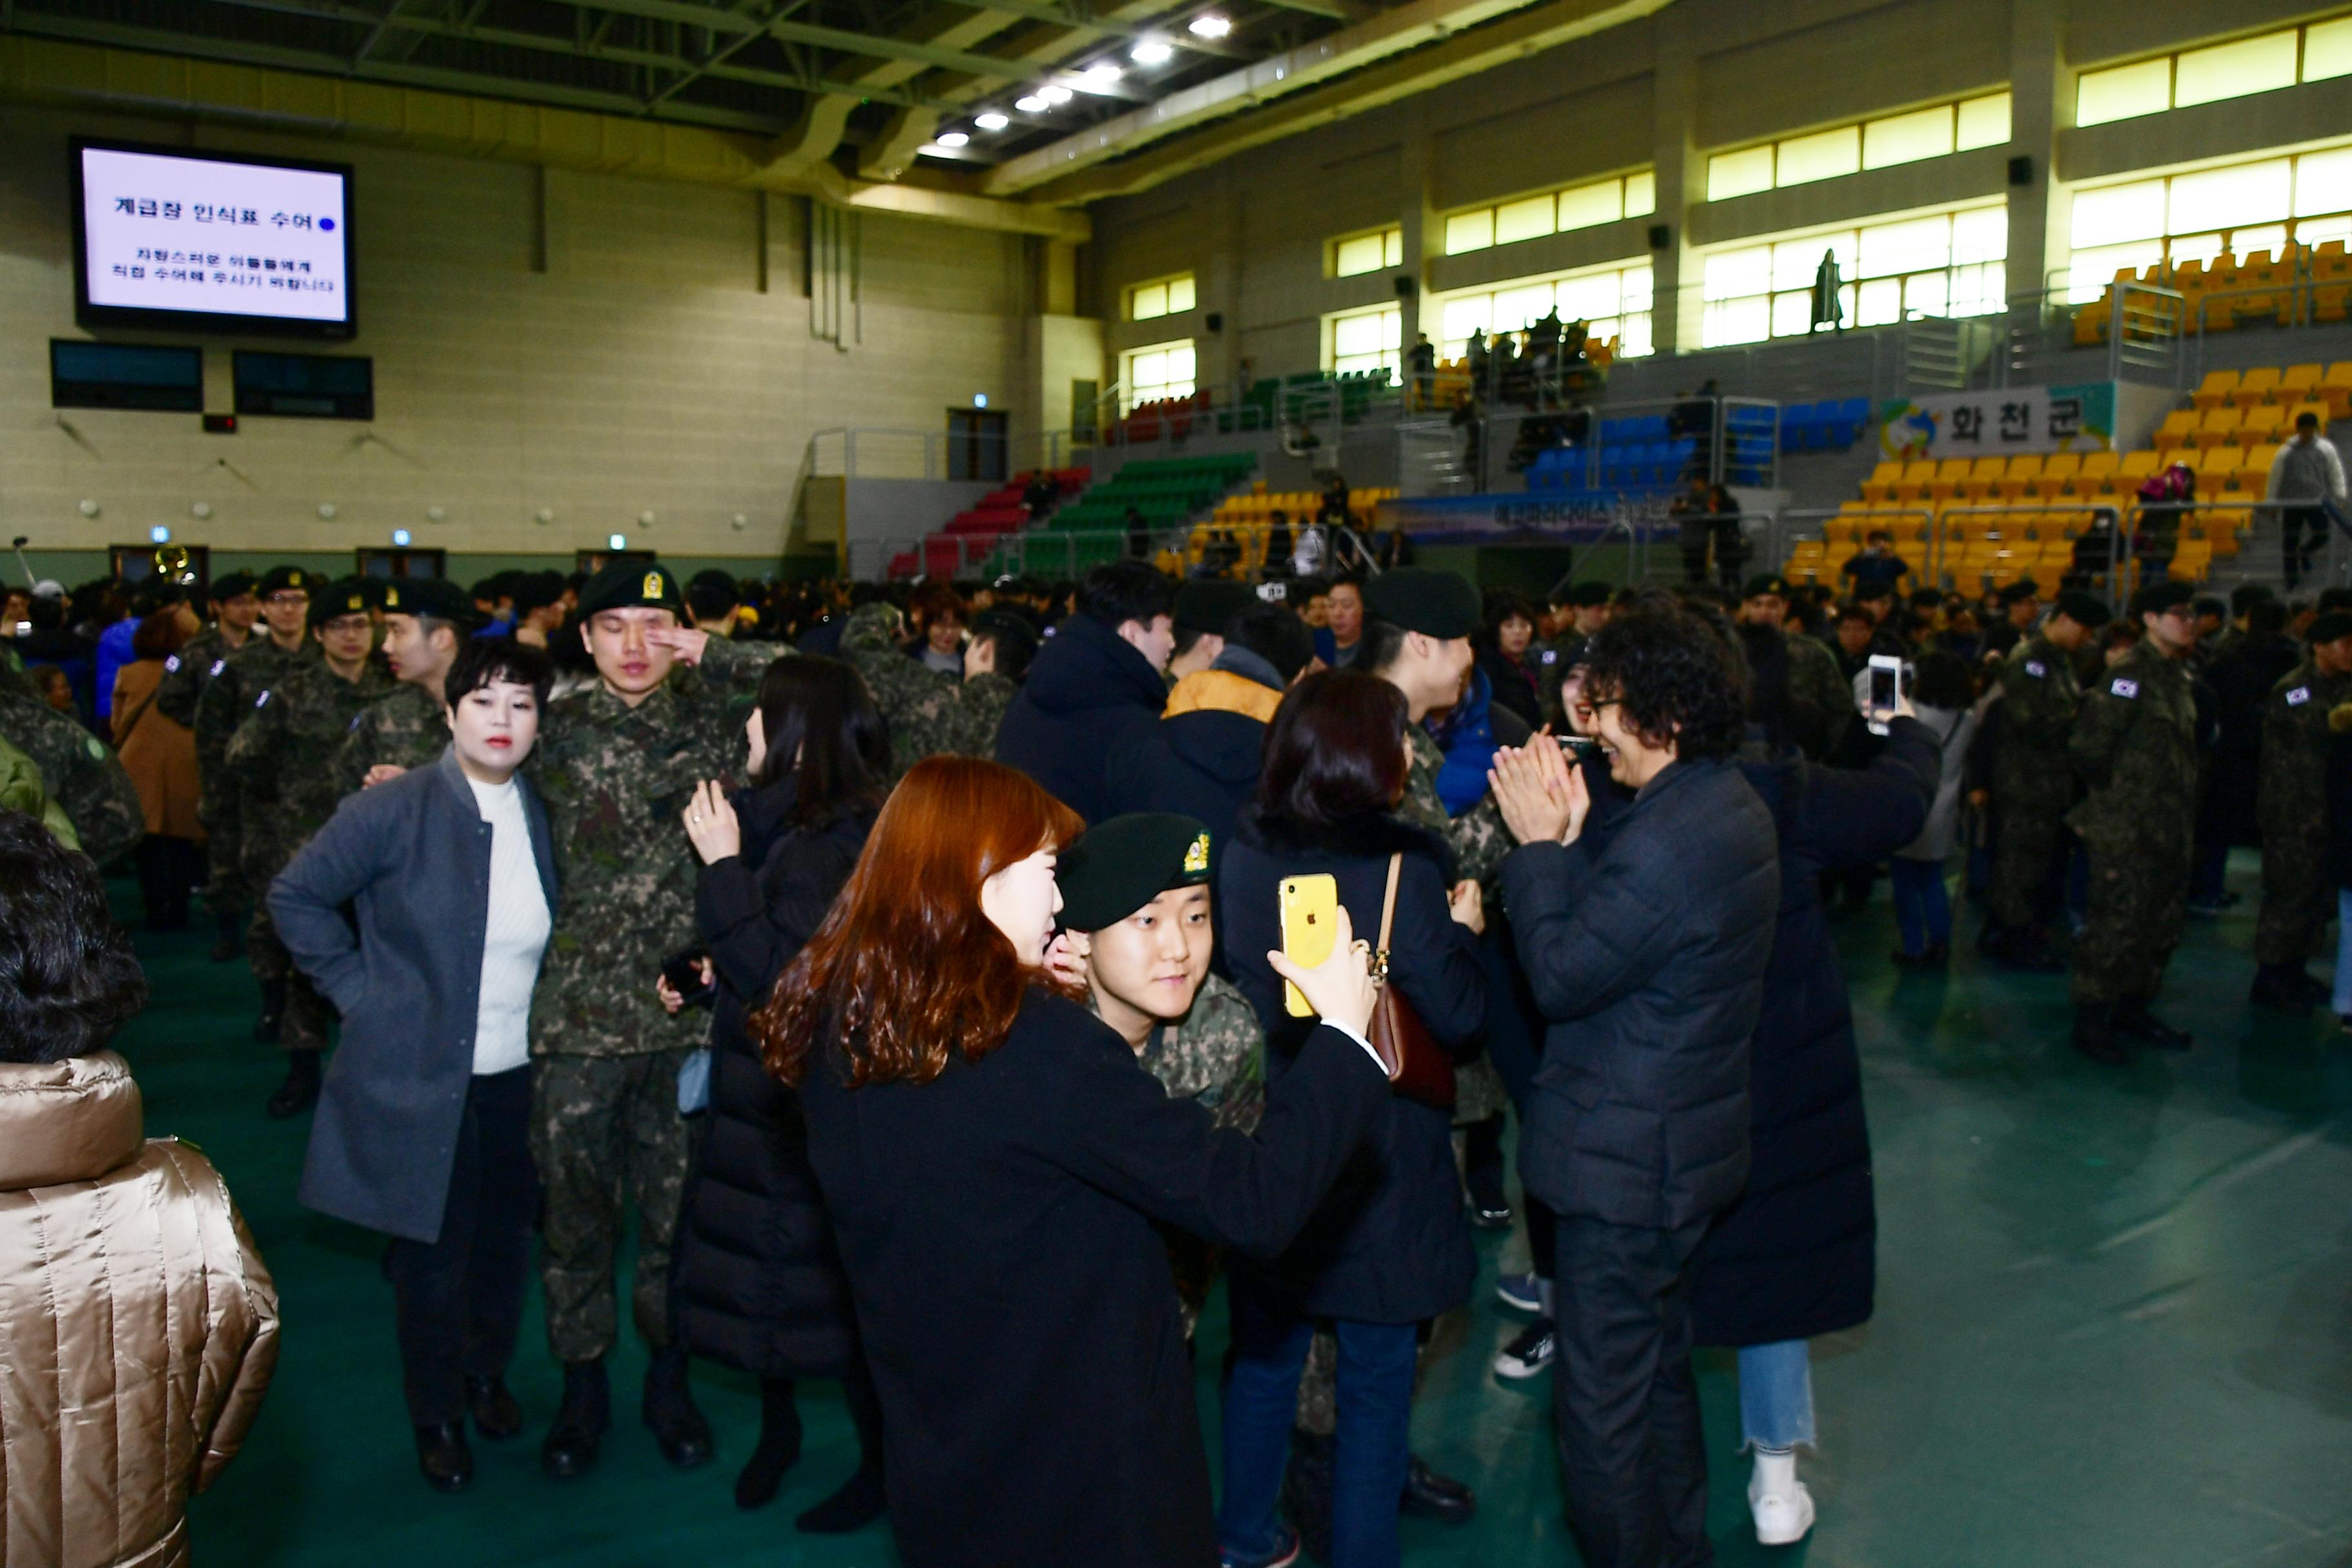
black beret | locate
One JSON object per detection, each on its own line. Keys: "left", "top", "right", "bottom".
{"left": 1173, "top": 579, "right": 1258, "bottom": 637}
{"left": 257, "top": 565, "right": 315, "bottom": 599}
{"left": 210, "top": 571, "right": 258, "bottom": 600}
{"left": 578, "top": 560, "right": 684, "bottom": 618}
{"left": 2308, "top": 610, "right": 2352, "bottom": 645}
{"left": 513, "top": 571, "right": 569, "bottom": 615}
{"left": 1058, "top": 812, "right": 1213, "bottom": 933}
{"left": 1997, "top": 580, "right": 2041, "bottom": 605}
{"left": 1742, "top": 573, "right": 1790, "bottom": 600}
{"left": 2053, "top": 591, "right": 2113, "bottom": 629}
{"left": 1567, "top": 580, "right": 1612, "bottom": 608}
{"left": 380, "top": 576, "right": 480, "bottom": 625}
{"left": 2193, "top": 595, "right": 2227, "bottom": 618}
{"left": 2128, "top": 580, "right": 2195, "bottom": 619}
{"left": 1364, "top": 568, "right": 1480, "bottom": 640}
{"left": 2317, "top": 587, "right": 2352, "bottom": 614}
{"left": 308, "top": 576, "right": 376, "bottom": 627}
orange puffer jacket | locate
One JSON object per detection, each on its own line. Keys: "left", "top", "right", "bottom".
{"left": 0, "top": 1052, "right": 279, "bottom": 1568}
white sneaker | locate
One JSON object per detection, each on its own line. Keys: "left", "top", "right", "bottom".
{"left": 1747, "top": 1471, "right": 1816, "bottom": 1546}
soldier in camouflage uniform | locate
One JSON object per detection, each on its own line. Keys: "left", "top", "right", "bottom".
{"left": 2249, "top": 610, "right": 2352, "bottom": 1010}
{"left": 2067, "top": 581, "right": 2204, "bottom": 1064}
{"left": 1981, "top": 592, "right": 2110, "bottom": 971}
{"left": 154, "top": 570, "right": 263, "bottom": 959}
{"left": 524, "top": 563, "right": 777, "bottom": 1480}
{"left": 229, "top": 578, "right": 397, "bottom": 1115}
{"left": 0, "top": 681, "right": 144, "bottom": 866}
{"left": 334, "top": 576, "right": 485, "bottom": 795}
{"left": 839, "top": 600, "right": 1020, "bottom": 773}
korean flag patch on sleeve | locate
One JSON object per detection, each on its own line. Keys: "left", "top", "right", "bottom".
{"left": 2024, "top": 660, "right": 2047, "bottom": 677}
{"left": 2286, "top": 685, "right": 2311, "bottom": 706}
{"left": 2110, "top": 677, "right": 2139, "bottom": 699}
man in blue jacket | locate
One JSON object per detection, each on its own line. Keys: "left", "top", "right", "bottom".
{"left": 994, "top": 559, "right": 1176, "bottom": 824}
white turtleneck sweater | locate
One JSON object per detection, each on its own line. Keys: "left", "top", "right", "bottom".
{"left": 467, "top": 773, "right": 551, "bottom": 1075}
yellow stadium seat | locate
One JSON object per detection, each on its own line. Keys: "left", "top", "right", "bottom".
{"left": 2191, "top": 369, "right": 2240, "bottom": 411}
{"left": 2120, "top": 449, "right": 2161, "bottom": 480}
{"left": 1927, "top": 458, "right": 1972, "bottom": 500}
{"left": 2191, "top": 407, "right": 2242, "bottom": 449}
{"left": 2240, "top": 403, "right": 2286, "bottom": 443}
{"left": 1893, "top": 462, "right": 1936, "bottom": 502}
{"left": 2280, "top": 364, "right": 2322, "bottom": 398}
{"left": 2230, "top": 367, "right": 2282, "bottom": 409}
{"left": 2241, "top": 442, "right": 2280, "bottom": 481}
{"left": 2079, "top": 451, "right": 2121, "bottom": 481}
{"left": 1997, "top": 454, "right": 2043, "bottom": 500}
{"left": 2288, "top": 401, "right": 2329, "bottom": 432}
{"left": 1860, "top": 462, "right": 1903, "bottom": 503}
{"left": 2154, "top": 409, "right": 2200, "bottom": 451}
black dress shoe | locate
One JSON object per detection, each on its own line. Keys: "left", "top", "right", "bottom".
{"left": 2250, "top": 966, "right": 2314, "bottom": 1014}
{"left": 264, "top": 1051, "right": 321, "bottom": 1119}
{"left": 541, "top": 1358, "right": 609, "bottom": 1478}
{"left": 415, "top": 1421, "right": 473, "bottom": 1493}
{"left": 466, "top": 1375, "right": 524, "bottom": 1441}
{"left": 2113, "top": 1003, "right": 2191, "bottom": 1051}
{"left": 643, "top": 1346, "right": 714, "bottom": 1469}
{"left": 2071, "top": 1006, "right": 2130, "bottom": 1066}
{"left": 1399, "top": 1454, "right": 1476, "bottom": 1523}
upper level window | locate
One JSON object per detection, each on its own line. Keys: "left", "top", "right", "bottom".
{"left": 1433, "top": 257, "right": 1654, "bottom": 360}
{"left": 1705, "top": 93, "right": 2010, "bottom": 201}
{"left": 1122, "top": 339, "right": 1195, "bottom": 411}
{"left": 2064, "top": 142, "right": 2352, "bottom": 299}
{"left": 2077, "top": 15, "right": 2352, "bottom": 127}
{"left": 1128, "top": 273, "right": 1196, "bottom": 322}
{"left": 1698, "top": 204, "right": 2007, "bottom": 348}
{"left": 1331, "top": 227, "right": 1405, "bottom": 278}
{"left": 1442, "top": 171, "right": 1655, "bottom": 257}
{"left": 1325, "top": 304, "right": 1402, "bottom": 376}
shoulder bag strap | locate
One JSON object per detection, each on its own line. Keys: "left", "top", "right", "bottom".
{"left": 1375, "top": 852, "right": 1403, "bottom": 975}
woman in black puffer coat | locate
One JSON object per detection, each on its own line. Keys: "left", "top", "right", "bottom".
{"left": 668, "top": 656, "right": 890, "bottom": 1530}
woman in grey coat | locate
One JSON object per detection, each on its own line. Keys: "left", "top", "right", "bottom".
{"left": 270, "top": 638, "right": 558, "bottom": 1494}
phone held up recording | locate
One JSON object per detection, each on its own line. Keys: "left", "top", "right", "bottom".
{"left": 1277, "top": 874, "right": 1339, "bottom": 1018}
{"left": 1865, "top": 653, "right": 1905, "bottom": 736}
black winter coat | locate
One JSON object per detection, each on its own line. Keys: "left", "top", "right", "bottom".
{"left": 672, "top": 788, "right": 876, "bottom": 1380}
{"left": 1500, "top": 757, "right": 1779, "bottom": 1231}
{"left": 1689, "top": 723, "right": 1937, "bottom": 1347}
{"left": 994, "top": 614, "right": 1170, "bottom": 825}
{"left": 2203, "top": 632, "right": 2300, "bottom": 845}
{"left": 798, "top": 988, "right": 1391, "bottom": 1568}
{"left": 1104, "top": 707, "right": 1264, "bottom": 878}
{"left": 2328, "top": 720, "right": 2352, "bottom": 891}
{"left": 1221, "top": 809, "right": 1487, "bottom": 1324}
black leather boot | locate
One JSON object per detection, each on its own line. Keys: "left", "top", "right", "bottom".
{"left": 2071, "top": 1004, "right": 2128, "bottom": 1066}
{"left": 1400, "top": 1453, "right": 1476, "bottom": 1522}
{"left": 2250, "top": 965, "right": 2316, "bottom": 1014}
{"left": 466, "top": 1374, "right": 523, "bottom": 1441}
{"left": 414, "top": 1421, "right": 473, "bottom": 1493}
{"left": 540, "top": 1358, "right": 609, "bottom": 1478}
{"left": 2114, "top": 999, "right": 2191, "bottom": 1051}
{"left": 643, "top": 1345, "right": 714, "bottom": 1469}
{"left": 264, "top": 1048, "right": 322, "bottom": 1119}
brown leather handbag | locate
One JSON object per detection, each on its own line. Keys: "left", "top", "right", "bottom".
{"left": 1368, "top": 852, "right": 1456, "bottom": 1110}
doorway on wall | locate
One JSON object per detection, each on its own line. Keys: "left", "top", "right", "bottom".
{"left": 946, "top": 408, "right": 1008, "bottom": 482}
{"left": 1070, "top": 380, "right": 1098, "bottom": 448}
{"left": 576, "top": 547, "right": 658, "bottom": 574}
{"left": 111, "top": 544, "right": 210, "bottom": 600}
{"left": 355, "top": 548, "right": 449, "bottom": 580}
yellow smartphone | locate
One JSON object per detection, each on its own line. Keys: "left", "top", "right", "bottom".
{"left": 1278, "top": 874, "right": 1340, "bottom": 1018}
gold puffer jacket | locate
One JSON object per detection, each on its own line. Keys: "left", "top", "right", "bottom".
{"left": 0, "top": 1052, "right": 279, "bottom": 1568}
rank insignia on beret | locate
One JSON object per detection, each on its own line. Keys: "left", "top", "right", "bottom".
{"left": 2024, "top": 660, "right": 2046, "bottom": 676}
{"left": 2288, "top": 686, "right": 2311, "bottom": 705}
{"left": 643, "top": 571, "right": 665, "bottom": 599}
{"left": 2111, "top": 678, "right": 2138, "bottom": 698}
{"left": 384, "top": 586, "right": 403, "bottom": 609}
{"left": 1184, "top": 832, "right": 1211, "bottom": 876}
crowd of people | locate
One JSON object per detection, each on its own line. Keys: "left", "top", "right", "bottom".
{"left": 3, "top": 532, "right": 2349, "bottom": 1568}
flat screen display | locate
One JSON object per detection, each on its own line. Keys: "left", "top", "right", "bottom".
{"left": 234, "top": 351, "right": 373, "bottom": 419}
{"left": 72, "top": 139, "right": 355, "bottom": 339}
{"left": 50, "top": 340, "right": 205, "bottom": 411}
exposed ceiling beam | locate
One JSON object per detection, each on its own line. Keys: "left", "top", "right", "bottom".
{"left": 919, "top": 0, "right": 1254, "bottom": 60}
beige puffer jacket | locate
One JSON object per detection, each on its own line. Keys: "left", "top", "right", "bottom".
{"left": 0, "top": 1053, "right": 279, "bottom": 1568}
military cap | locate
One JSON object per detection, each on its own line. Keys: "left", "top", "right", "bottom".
{"left": 1364, "top": 568, "right": 1480, "bottom": 640}
{"left": 1997, "top": 579, "right": 2040, "bottom": 605}
{"left": 2193, "top": 594, "right": 2227, "bottom": 619}
{"left": 2317, "top": 587, "right": 2352, "bottom": 614}
{"left": 257, "top": 565, "right": 315, "bottom": 600}
{"left": 308, "top": 576, "right": 376, "bottom": 627}
{"left": 512, "top": 570, "right": 569, "bottom": 616}
{"left": 577, "top": 560, "right": 684, "bottom": 618}
{"left": 2127, "top": 580, "right": 2195, "bottom": 619}
{"left": 1741, "top": 573, "right": 1790, "bottom": 601}
{"left": 2308, "top": 609, "right": 2352, "bottom": 645}
{"left": 1057, "top": 812, "right": 1213, "bottom": 933}
{"left": 380, "top": 576, "right": 481, "bottom": 626}
{"left": 1566, "top": 580, "right": 1612, "bottom": 608}
{"left": 2052, "top": 591, "right": 2113, "bottom": 629}
{"left": 210, "top": 570, "right": 259, "bottom": 601}
{"left": 1173, "top": 579, "right": 1258, "bottom": 637}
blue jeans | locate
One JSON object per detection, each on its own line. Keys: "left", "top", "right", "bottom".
{"left": 1738, "top": 1338, "right": 1818, "bottom": 1451}
{"left": 2335, "top": 890, "right": 2352, "bottom": 1017}
{"left": 1890, "top": 856, "right": 1951, "bottom": 955}
{"left": 1219, "top": 1291, "right": 1418, "bottom": 1568}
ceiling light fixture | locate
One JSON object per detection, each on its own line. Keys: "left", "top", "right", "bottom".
{"left": 1041, "top": 84, "right": 1074, "bottom": 104}
{"left": 936, "top": 130, "right": 971, "bottom": 147}
{"left": 1082, "top": 62, "right": 1124, "bottom": 86}
{"left": 1132, "top": 39, "right": 1173, "bottom": 64}
{"left": 975, "top": 112, "right": 1010, "bottom": 130}
{"left": 1015, "top": 94, "right": 1047, "bottom": 112}
{"left": 1189, "top": 13, "right": 1231, "bottom": 37}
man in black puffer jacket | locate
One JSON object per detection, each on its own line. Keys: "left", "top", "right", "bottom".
{"left": 994, "top": 560, "right": 1175, "bottom": 825}
{"left": 1489, "top": 605, "right": 1779, "bottom": 1568}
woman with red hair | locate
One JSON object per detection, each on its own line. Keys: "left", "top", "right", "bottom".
{"left": 756, "top": 755, "right": 1391, "bottom": 1568}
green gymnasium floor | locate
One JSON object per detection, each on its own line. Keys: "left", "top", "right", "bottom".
{"left": 115, "top": 857, "right": 2352, "bottom": 1567}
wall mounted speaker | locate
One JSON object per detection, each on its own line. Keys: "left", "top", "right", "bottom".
{"left": 2008, "top": 155, "right": 2034, "bottom": 186}
{"left": 1648, "top": 223, "right": 1671, "bottom": 250}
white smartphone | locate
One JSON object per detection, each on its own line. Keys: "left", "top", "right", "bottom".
{"left": 1865, "top": 653, "right": 1903, "bottom": 736}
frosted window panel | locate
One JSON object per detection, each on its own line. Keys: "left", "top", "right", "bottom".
{"left": 1334, "top": 313, "right": 1386, "bottom": 357}
{"left": 1494, "top": 284, "right": 1556, "bottom": 331}
{"left": 1773, "top": 236, "right": 1853, "bottom": 291}
{"left": 1864, "top": 106, "right": 1954, "bottom": 170}
{"left": 2173, "top": 31, "right": 2296, "bottom": 108}
{"left": 2295, "top": 147, "right": 2352, "bottom": 215}
{"left": 1557, "top": 271, "right": 1622, "bottom": 319}
{"left": 1131, "top": 350, "right": 1167, "bottom": 385}
{"left": 2071, "top": 180, "right": 2166, "bottom": 246}
{"left": 1167, "top": 346, "right": 1195, "bottom": 380}
{"left": 1702, "top": 296, "right": 1771, "bottom": 346}
{"left": 1951, "top": 261, "right": 2006, "bottom": 315}
{"left": 1378, "top": 309, "right": 1401, "bottom": 348}
{"left": 2298, "top": 215, "right": 2352, "bottom": 248}
{"left": 2076, "top": 59, "right": 2171, "bottom": 126}
{"left": 1855, "top": 277, "right": 1903, "bottom": 326}
{"left": 2306, "top": 17, "right": 2352, "bottom": 82}
{"left": 1904, "top": 273, "right": 1948, "bottom": 317}
{"left": 1859, "top": 216, "right": 1950, "bottom": 277}
{"left": 1556, "top": 180, "right": 1622, "bottom": 233}
{"left": 1707, "top": 147, "right": 1774, "bottom": 201}
{"left": 1952, "top": 206, "right": 2008, "bottom": 262}
{"left": 2230, "top": 226, "right": 2288, "bottom": 260}
{"left": 1442, "top": 297, "right": 1491, "bottom": 340}
{"left": 1132, "top": 283, "right": 1167, "bottom": 320}
{"left": 1384, "top": 230, "right": 1404, "bottom": 267}
{"left": 1622, "top": 266, "right": 1655, "bottom": 311}
{"left": 1771, "top": 291, "right": 1818, "bottom": 337}
{"left": 2170, "top": 160, "right": 2291, "bottom": 233}
{"left": 1704, "top": 246, "right": 1772, "bottom": 299}
{"left": 1624, "top": 172, "right": 1656, "bottom": 217}
{"left": 1496, "top": 195, "right": 1556, "bottom": 245}
{"left": 1955, "top": 92, "right": 2012, "bottom": 150}
{"left": 1619, "top": 313, "right": 1654, "bottom": 357}
{"left": 1777, "top": 126, "right": 1860, "bottom": 187}
{"left": 1167, "top": 277, "right": 1195, "bottom": 313}
{"left": 1445, "top": 211, "right": 1494, "bottom": 254}
{"left": 2167, "top": 233, "right": 2225, "bottom": 268}
{"left": 2063, "top": 242, "right": 2163, "bottom": 302}
{"left": 1335, "top": 235, "right": 1384, "bottom": 276}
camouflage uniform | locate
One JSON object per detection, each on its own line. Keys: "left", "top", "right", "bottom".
{"left": 2067, "top": 639, "right": 2200, "bottom": 1007}
{"left": 0, "top": 689, "right": 144, "bottom": 866}
{"left": 227, "top": 656, "right": 398, "bottom": 1049}
{"left": 333, "top": 680, "right": 450, "bottom": 797}
{"left": 1400, "top": 723, "right": 1509, "bottom": 1125}
{"left": 1786, "top": 631, "right": 1855, "bottom": 760}
{"left": 525, "top": 676, "right": 739, "bottom": 1364}
{"left": 839, "top": 603, "right": 1014, "bottom": 772}
{"left": 1988, "top": 634, "right": 2084, "bottom": 934}
{"left": 156, "top": 626, "right": 264, "bottom": 923}
{"left": 2253, "top": 660, "right": 2352, "bottom": 968}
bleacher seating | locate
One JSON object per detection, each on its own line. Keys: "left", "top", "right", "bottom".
{"left": 1189, "top": 484, "right": 1402, "bottom": 574}
{"left": 977, "top": 453, "right": 1260, "bottom": 576}
{"left": 1779, "top": 398, "right": 1872, "bottom": 452}
{"left": 2072, "top": 240, "right": 2352, "bottom": 346}
{"left": 888, "top": 467, "right": 1088, "bottom": 580}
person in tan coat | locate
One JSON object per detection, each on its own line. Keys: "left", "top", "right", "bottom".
{"left": 112, "top": 600, "right": 206, "bottom": 930}
{"left": 0, "top": 807, "right": 279, "bottom": 1568}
